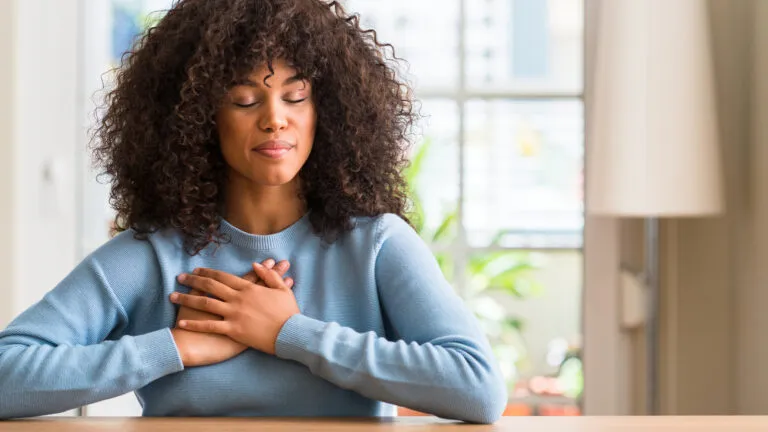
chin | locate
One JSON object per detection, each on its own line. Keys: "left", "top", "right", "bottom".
{"left": 253, "top": 172, "right": 299, "bottom": 187}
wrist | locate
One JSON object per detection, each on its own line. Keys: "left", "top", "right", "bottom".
{"left": 170, "top": 328, "right": 189, "bottom": 366}
{"left": 269, "top": 312, "right": 300, "bottom": 355}
{"left": 273, "top": 314, "right": 327, "bottom": 361}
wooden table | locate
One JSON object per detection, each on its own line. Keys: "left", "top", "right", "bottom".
{"left": 2, "top": 416, "right": 768, "bottom": 431}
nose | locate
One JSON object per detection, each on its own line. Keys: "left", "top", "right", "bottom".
{"left": 258, "top": 101, "right": 288, "bottom": 133}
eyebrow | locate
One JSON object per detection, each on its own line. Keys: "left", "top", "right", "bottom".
{"left": 237, "top": 74, "right": 306, "bottom": 88}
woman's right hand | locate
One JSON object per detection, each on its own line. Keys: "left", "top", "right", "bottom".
{"left": 171, "top": 259, "right": 292, "bottom": 367}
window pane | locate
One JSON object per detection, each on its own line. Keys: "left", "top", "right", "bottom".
{"left": 467, "top": 249, "right": 582, "bottom": 414}
{"left": 463, "top": 99, "right": 583, "bottom": 248}
{"left": 464, "top": 0, "right": 583, "bottom": 93}
{"left": 111, "top": 0, "right": 169, "bottom": 64}
{"left": 409, "top": 99, "right": 460, "bottom": 239}
{"left": 343, "top": 0, "right": 460, "bottom": 90}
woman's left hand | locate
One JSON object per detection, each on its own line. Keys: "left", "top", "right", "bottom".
{"left": 171, "top": 262, "right": 300, "bottom": 355}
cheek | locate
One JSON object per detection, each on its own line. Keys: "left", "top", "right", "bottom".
{"left": 302, "top": 110, "right": 317, "bottom": 141}
{"left": 217, "top": 114, "right": 249, "bottom": 150}
{"left": 215, "top": 116, "right": 248, "bottom": 169}
{"left": 215, "top": 113, "right": 235, "bottom": 143}
{"left": 303, "top": 118, "right": 316, "bottom": 155}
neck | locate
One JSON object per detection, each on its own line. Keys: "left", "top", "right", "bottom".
{"left": 223, "top": 175, "right": 306, "bottom": 235}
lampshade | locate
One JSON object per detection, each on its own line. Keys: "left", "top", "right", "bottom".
{"left": 586, "top": 0, "right": 723, "bottom": 217}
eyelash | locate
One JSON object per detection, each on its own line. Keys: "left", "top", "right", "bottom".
{"left": 234, "top": 98, "right": 307, "bottom": 108}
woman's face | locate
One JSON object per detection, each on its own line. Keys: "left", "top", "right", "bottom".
{"left": 216, "top": 59, "right": 316, "bottom": 188}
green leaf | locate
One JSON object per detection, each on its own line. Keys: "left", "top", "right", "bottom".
{"left": 431, "top": 209, "right": 457, "bottom": 243}
{"left": 436, "top": 253, "right": 455, "bottom": 284}
{"left": 504, "top": 317, "right": 525, "bottom": 332}
{"left": 489, "top": 276, "right": 543, "bottom": 298}
{"left": 467, "top": 253, "right": 495, "bottom": 275}
{"left": 468, "top": 251, "right": 536, "bottom": 279}
{"left": 409, "top": 193, "right": 426, "bottom": 234}
{"left": 489, "top": 230, "right": 508, "bottom": 247}
{"left": 403, "top": 138, "right": 431, "bottom": 186}
{"left": 404, "top": 138, "right": 432, "bottom": 236}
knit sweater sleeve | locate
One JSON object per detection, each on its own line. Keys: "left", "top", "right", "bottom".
{"left": 274, "top": 214, "right": 507, "bottom": 424}
{"left": 0, "top": 233, "right": 184, "bottom": 419}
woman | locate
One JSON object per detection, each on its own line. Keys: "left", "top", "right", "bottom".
{"left": 0, "top": 0, "right": 506, "bottom": 423}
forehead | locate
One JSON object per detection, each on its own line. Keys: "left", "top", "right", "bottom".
{"left": 250, "top": 59, "right": 297, "bottom": 77}
{"left": 238, "top": 59, "right": 307, "bottom": 88}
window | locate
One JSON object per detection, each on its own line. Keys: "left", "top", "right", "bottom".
{"left": 344, "top": 0, "right": 585, "bottom": 415}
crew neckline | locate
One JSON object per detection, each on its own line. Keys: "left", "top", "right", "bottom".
{"left": 218, "top": 212, "right": 312, "bottom": 250}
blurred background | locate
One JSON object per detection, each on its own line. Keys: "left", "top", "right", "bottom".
{"left": 0, "top": 0, "right": 764, "bottom": 418}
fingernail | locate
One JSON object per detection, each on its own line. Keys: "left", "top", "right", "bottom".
{"left": 264, "top": 259, "right": 275, "bottom": 268}
{"left": 177, "top": 274, "right": 187, "bottom": 282}
{"left": 192, "top": 268, "right": 200, "bottom": 275}
{"left": 253, "top": 262, "right": 263, "bottom": 268}
{"left": 179, "top": 321, "right": 187, "bottom": 328}
{"left": 170, "top": 293, "right": 179, "bottom": 301}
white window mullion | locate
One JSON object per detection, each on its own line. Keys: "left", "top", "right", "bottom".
{"left": 416, "top": 89, "right": 583, "bottom": 100}
{"left": 454, "top": 0, "right": 469, "bottom": 300}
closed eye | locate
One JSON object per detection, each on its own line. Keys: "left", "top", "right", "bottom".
{"left": 233, "top": 98, "right": 307, "bottom": 108}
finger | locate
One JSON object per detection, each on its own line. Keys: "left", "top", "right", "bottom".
{"left": 252, "top": 262, "right": 288, "bottom": 290}
{"left": 242, "top": 272, "right": 259, "bottom": 284}
{"left": 274, "top": 260, "right": 290, "bottom": 275}
{"left": 170, "top": 292, "right": 231, "bottom": 316}
{"left": 242, "top": 257, "right": 278, "bottom": 283}
{"left": 177, "top": 273, "right": 237, "bottom": 301}
{"left": 178, "top": 319, "right": 229, "bottom": 335}
{"left": 243, "top": 272, "right": 291, "bottom": 287}
{"left": 191, "top": 267, "right": 251, "bottom": 291}
{"left": 285, "top": 277, "right": 294, "bottom": 289}
{"left": 256, "top": 258, "right": 288, "bottom": 278}
{"left": 262, "top": 260, "right": 290, "bottom": 278}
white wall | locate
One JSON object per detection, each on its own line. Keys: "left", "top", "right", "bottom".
{"left": 13, "top": 0, "right": 80, "bottom": 314}
{"left": 0, "top": 0, "right": 18, "bottom": 330}
{"left": 0, "top": 0, "right": 80, "bottom": 326}
{"left": 0, "top": 0, "right": 82, "bottom": 417}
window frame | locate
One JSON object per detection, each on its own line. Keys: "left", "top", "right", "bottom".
{"left": 411, "top": 0, "right": 585, "bottom": 298}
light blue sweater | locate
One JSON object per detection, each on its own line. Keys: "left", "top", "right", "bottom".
{"left": 0, "top": 213, "right": 507, "bottom": 423}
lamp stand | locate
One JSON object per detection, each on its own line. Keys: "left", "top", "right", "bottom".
{"left": 644, "top": 217, "right": 660, "bottom": 414}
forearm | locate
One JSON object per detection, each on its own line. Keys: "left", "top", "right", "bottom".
{"left": 275, "top": 314, "right": 506, "bottom": 424}
{"left": 0, "top": 328, "right": 183, "bottom": 419}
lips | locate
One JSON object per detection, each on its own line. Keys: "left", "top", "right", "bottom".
{"left": 252, "top": 139, "right": 294, "bottom": 159}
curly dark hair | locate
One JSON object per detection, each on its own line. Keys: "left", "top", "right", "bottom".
{"left": 92, "top": 0, "right": 419, "bottom": 254}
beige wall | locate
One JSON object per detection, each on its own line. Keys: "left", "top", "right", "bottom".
{"left": 631, "top": 0, "right": 767, "bottom": 415}
{"left": 663, "top": 0, "right": 762, "bottom": 414}
{"left": 582, "top": 0, "right": 633, "bottom": 415}
{"left": 619, "top": 219, "right": 646, "bottom": 414}
{"left": 740, "top": 0, "right": 768, "bottom": 414}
